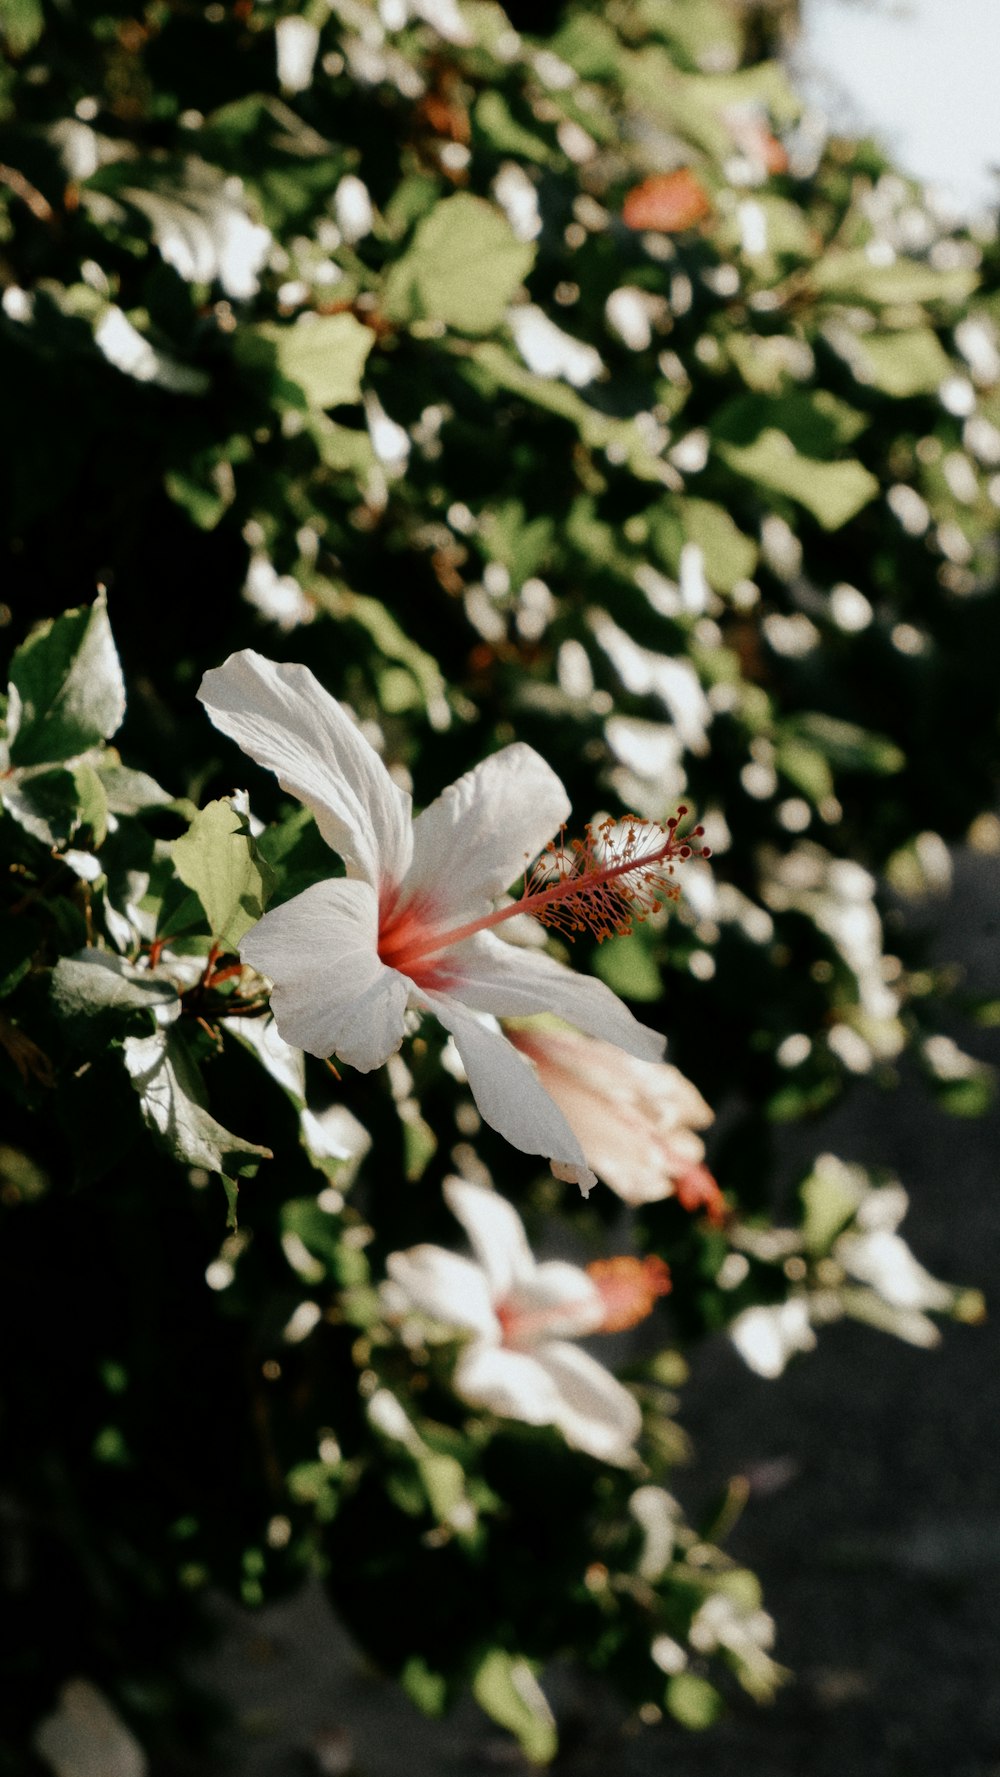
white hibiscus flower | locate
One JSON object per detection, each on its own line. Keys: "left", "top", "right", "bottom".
{"left": 198, "top": 651, "right": 698, "bottom": 1190}
{"left": 386, "top": 1177, "right": 670, "bottom": 1464}
{"left": 504, "top": 1020, "right": 723, "bottom": 1214}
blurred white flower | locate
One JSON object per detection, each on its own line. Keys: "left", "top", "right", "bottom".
{"left": 275, "top": 16, "right": 320, "bottom": 94}
{"left": 243, "top": 553, "right": 315, "bottom": 630}
{"left": 689, "top": 1591, "right": 783, "bottom": 1700}
{"left": 198, "top": 652, "right": 667, "bottom": 1189}
{"left": 760, "top": 843, "right": 900, "bottom": 1028}
{"left": 590, "top": 613, "right": 712, "bottom": 754}
{"left": 386, "top": 1178, "right": 666, "bottom": 1463}
{"left": 505, "top": 1020, "right": 722, "bottom": 1216}
{"left": 507, "top": 304, "right": 604, "bottom": 387}
{"left": 364, "top": 389, "right": 410, "bottom": 468}
{"left": 34, "top": 1679, "right": 146, "bottom": 1777}
{"left": 334, "top": 174, "right": 375, "bottom": 245}
{"left": 604, "top": 285, "right": 663, "bottom": 352}
{"left": 679, "top": 541, "right": 710, "bottom": 615}
{"left": 729, "top": 1297, "right": 817, "bottom": 1378}
{"left": 124, "top": 163, "right": 271, "bottom": 300}
{"left": 836, "top": 1181, "right": 953, "bottom": 1313}
{"left": 630, "top": 1484, "right": 682, "bottom": 1580}
{"left": 492, "top": 162, "right": 542, "bottom": 242}
{"left": 604, "top": 715, "right": 687, "bottom": 820}
{"left": 410, "top": 0, "right": 473, "bottom": 45}
{"left": 94, "top": 307, "right": 209, "bottom": 395}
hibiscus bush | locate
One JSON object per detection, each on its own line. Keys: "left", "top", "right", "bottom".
{"left": 1, "top": 0, "right": 997, "bottom": 1768}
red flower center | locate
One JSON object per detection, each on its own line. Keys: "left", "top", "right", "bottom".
{"left": 377, "top": 894, "right": 459, "bottom": 990}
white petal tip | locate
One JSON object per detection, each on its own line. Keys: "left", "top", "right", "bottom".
{"left": 551, "top": 1159, "right": 598, "bottom": 1197}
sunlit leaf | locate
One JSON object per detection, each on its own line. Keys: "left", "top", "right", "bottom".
{"left": 384, "top": 194, "right": 536, "bottom": 335}
{"left": 123, "top": 1027, "right": 271, "bottom": 1214}
{"left": 257, "top": 312, "right": 376, "bottom": 410}
{"left": 51, "top": 952, "right": 177, "bottom": 1035}
{"left": 472, "top": 1649, "right": 557, "bottom": 1765}
{"left": 810, "top": 250, "right": 978, "bottom": 309}
{"left": 717, "top": 431, "right": 878, "bottom": 529}
{"left": 171, "top": 798, "right": 275, "bottom": 948}
{"left": 665, "top": 1671, "right": 723, "bottom": 1729}
{"left": 7, "top": 593, "right": 125, "bottom": 767}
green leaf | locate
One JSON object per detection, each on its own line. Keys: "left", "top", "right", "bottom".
{"left": 810, "top": 250, "right": 978, "bottom": 309}
{"left": 311, "top": 581, "right": 451, "bottom": 729}
{"left": 164, "top": 467, "right": 230, "bottom": 531}
{"left": 793, "top": 713, "right": 904, "bottom": 775}
{"left": 929, "top": 1072, "right": 995, "bottom": 1118}
{"left": 774, "top": 739, "right": 834, "bottom": 804}
{"left": 0, "top": 0, "right": 45, "bottom": 55}
{"left": 665, "top": 1671, "right": 723, "bottom": 1730}
{"left": 0, "top": 767, "right": 81, "bottom": 847}
{"left": 417, "top": 1451, "right": 467, "bottom": 1526}
{"left": 474, "top": 91, "right": 557, "bottom": 166}
{"left": 384, "top": 195, "right": 536, "bottom": 336}
{"left": 96, "top": 761, "right": 173, "bottom": 815}
{"left": 800, "top": 1159, "right": 865, "bottom": 1256}
{"left": 717, "top": 431, "right": 878, "bottom": 530}
{"left": 831, "top": 327, "right": 953, "bottom": 398}
{"left": 465, "top": 342, "right": 674, "bottom": 483}
{"left": 472, "top": 1649, "right": 557, "bottom": 1766}
{"left": 714, "top": 389, "right": 868, "bottom": 454}
{"left": 634, "top": 0, "right": 742, "bottom": 66}
{"left": 257, "top": 312, "right": 376, "bottom": 410}
{"left": 171, "top": 799, "right": 275, "bottom": 948}
{"left": 594, "top": 931, "right": 663, "bottom": 1002}
{"left": 401, "top": 1657, "right": 448, "bottom": 1717}
{"left": 72, "top": 762, "right": 109, "bottom": 847}
{"left": 653, "top": 497, "right": 758, "bottom": 593}
{"left": 51, "top": 952, "right": 177, "bottom": 1035}
{"left": 8, "top": 593, "right": 126, "bottom": 767}
{"left": 123, "top": 1028, "right": 271, "bottom": 1207}
{"left": 627, "top": 55, "right": 798, "bottom": 158}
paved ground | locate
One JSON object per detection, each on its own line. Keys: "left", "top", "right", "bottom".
{"left": 187, "top": 841, "right": 1000, "bottom": 1776}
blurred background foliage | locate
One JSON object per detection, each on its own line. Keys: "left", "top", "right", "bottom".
{"left": 1, "top": 0, "right": 997, "bottom": 1767}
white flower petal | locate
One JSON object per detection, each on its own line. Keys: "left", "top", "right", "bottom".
{"left": 504, "top": 1260, "right": 604, "bottom": 1342}
{"left": 508, "top": 305, "right": 604, "bottom": 387}
{"left": 444, "top": 932, "right": 666, "bottom": 1063}
{"left": 404, "top": 743, "right": 570, "bottom": 924}
{"left": 453, "top": 1342, "right": 564, "bottom": 1425}
{"left": 33, "top": 1678, "right": 147, "bottom": 1777}
{"left": 729, "top": 1299, "right": 816, "bottom": 1379}
{"left": 443, "top": 1176, "right": 536, "bottom": 1299}
{"left": 420, "top": 998, "right": 596, "bottom": 1193}
{"left": 334, "top": 174, "right": 375, "bottom": 244}
{"left": 241, "top": 878, "right": 409, "bottom": 1070}
{"left": 532, "top": 1340, "right": 641, "bottom": 1465}
{"left": 837, "top": 1229, "right": 953, "bottom": 1312}
{"left": 508, "top": 1025, "right": 710, "bottom": 1205}
{"left": 275, "top": 16, "right": 320, "bottom": 94}
{"left": 387, "top": 1245, "right": 499, "bottom": 1338}
{"left": 198, "top": 650, "right": 412, "bottom": 890}
{"left": 411, "top": 0, "right": 473, "bottom": 44}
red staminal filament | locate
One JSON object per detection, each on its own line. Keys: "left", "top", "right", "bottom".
{"left": 379, "top": 809, "right": 710, "bottom": 979}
